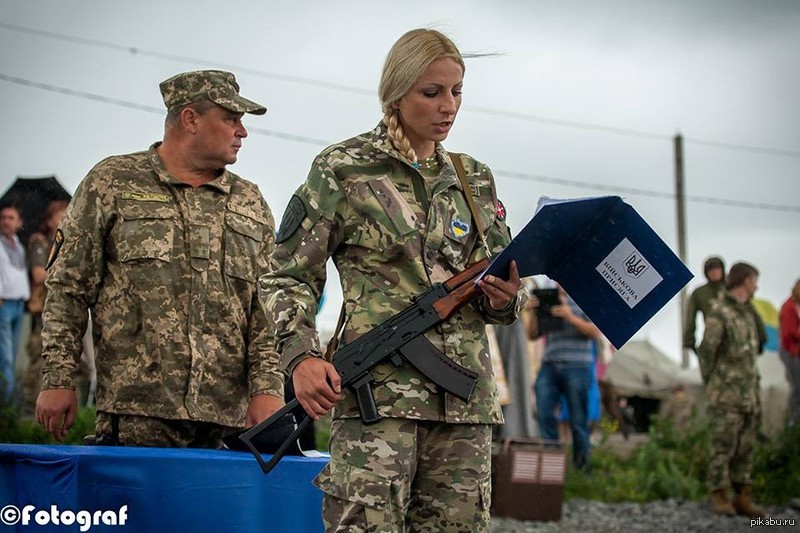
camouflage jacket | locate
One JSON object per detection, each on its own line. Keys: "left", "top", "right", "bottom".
{"left": 260, "top": 122, "right": 519, "bottom": 424}
{"left": 41, "top": 143, "right": 282, "bottom": 427}
{"left": 683, "top": 281, "right": 725, "bottom": 349}
{"left": 697, "top": 293, "right": 760, "bottom": 411}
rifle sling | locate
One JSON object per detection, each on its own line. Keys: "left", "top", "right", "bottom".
{"left": 449, "top": 152, "right": 491, "bottom": 258}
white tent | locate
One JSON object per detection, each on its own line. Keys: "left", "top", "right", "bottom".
{"left": 605, "top": 340, "right": 701, "bottom": 400}
{"left": 606, "top": 340, "right": 790, "bottom": 437}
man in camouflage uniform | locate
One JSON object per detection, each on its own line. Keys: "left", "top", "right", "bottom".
{"left": 261, "top": 28, "right": 522, "bottom": 531}
{"left": 35, "top": 70, "right": 283, "bottom": 447}
{"left": 697, "top": 262, "right": 766, "bottom": 518}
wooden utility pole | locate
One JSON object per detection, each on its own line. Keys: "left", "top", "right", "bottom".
{"left": 674, "top": 134, "right": 690, "bottom": 368}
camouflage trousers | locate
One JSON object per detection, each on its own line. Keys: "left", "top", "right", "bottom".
{"left": 707, "top": 404, "right": 757, "bottom": 491}
{"left": 315, "top": 417, "right": 492, "bottom": 533}
{"left": 93, "top": 411, "right": 234, "bottom": 448}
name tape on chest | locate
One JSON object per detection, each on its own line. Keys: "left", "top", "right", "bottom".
{"left": 120, "top": 192, "right": 171, "bottom": 203}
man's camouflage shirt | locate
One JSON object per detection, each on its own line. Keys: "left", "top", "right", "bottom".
{"left": 697, "top": 293, "right": 760, "bottom": 411}
{"left": 41, "top": 143, "right": 282, "bottom": 427}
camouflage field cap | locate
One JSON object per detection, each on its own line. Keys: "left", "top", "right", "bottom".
{"left": 159, "top": 70, "right": 267, "bottom": 115}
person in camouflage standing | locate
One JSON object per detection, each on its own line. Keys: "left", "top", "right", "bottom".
{"left": 35, "top": 70, "right": 284, "bottom": 447}
{"left": 697, "top": 262, "right": 766, "bottom": 518}
{"left": 260, "top": 29, "right": 522, "bottom": 531}
{"left": 683, "top": 256, "right": 726, "bottom": 352}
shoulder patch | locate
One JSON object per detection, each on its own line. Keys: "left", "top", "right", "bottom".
{"left": 46, "top": 229, "right": 64, "bottom": 269}
{"left": 276, "top": 195, "right": 307, "bottom": 244}
{"left": 496, "top": 200, "right": 507, "bottom": 222}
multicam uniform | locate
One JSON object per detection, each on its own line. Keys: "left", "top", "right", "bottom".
{"left": 697, "top": 294, "right": 761, "bottom": 491}
{"left": 41, "top": 143, "right": 282, "bottom": 445}
{"left": 261, "top": 122, "right": 519, "bottom": 531}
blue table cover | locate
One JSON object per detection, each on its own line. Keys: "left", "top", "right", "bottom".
{"left": 0, "top": 444, "right": 326, "bottom": 532}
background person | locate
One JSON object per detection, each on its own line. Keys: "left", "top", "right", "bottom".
{"left": 0, "top": 203, "right": 30, "bottom": 402}
{"left": 21, "top": 200, "right": 69, "bottom": 416}
{"left": 35, "top": 70, "right": 283, "bottom": 447}
{"left": 260, "top": 28, "right": 522, "bottom": 531}
{"left": 530, "top": 283, "right": 601, "bottom": 472}
{"left": 684, "top": 256, "right": 726, "bottom": 353}
{"left": 778, "top": 278, "right": 800, "bottom": 426}
{"left": 698, "top": 262, "right": 766, "bottom": 518}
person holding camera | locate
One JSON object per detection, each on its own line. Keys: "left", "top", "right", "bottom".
{"left": 528, "top": 283, "right": 600, "bottom": 471}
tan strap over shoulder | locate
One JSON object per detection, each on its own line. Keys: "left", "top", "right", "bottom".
{"left": 449, "top": 152, "right": 492, "bottom": 258}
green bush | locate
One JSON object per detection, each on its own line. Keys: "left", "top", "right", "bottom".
{"left": 0, "top": 404, "right": 96, "bottom": 445}
{"left": 752, "top": 423, "right": 800, "bottom": 505}
{"left": 565, "top": 413, "right": 800, "bottom": 505}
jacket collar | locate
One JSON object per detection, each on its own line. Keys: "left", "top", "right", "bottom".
{"left": 148, "top": 142, "right": 232, "bottom": 194}
{"left": 367, "top": 122, "right": 462, "bottom": 196}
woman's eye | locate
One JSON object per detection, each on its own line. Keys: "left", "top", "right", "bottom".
{"left": 423, "top": 91, "right": 438, "bottom": 98}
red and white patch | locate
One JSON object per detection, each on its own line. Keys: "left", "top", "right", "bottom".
{"left": 496, "top": 200, "right": 507, "bottom": 221}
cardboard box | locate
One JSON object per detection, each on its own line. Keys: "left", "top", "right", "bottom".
{"left": 491, "top": 438, "right": 566, "bottom": 521}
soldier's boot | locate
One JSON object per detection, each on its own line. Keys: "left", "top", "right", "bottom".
{"left": 711, "top": 489, "right": 736, "bottom": 516}
{"left": 732, "top": 484, "right": 766, "bottom": 518}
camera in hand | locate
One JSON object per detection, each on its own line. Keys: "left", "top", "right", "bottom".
{"left": 533, "top": 288, "right": 564, "bottom": 334}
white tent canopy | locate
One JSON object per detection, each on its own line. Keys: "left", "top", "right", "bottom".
{"left": 606, "top": 340, "right": 790, "bottom": 436}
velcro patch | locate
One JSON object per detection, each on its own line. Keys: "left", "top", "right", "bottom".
{"left": 46, "top": 229, "right": 64, "bottom": 269}
{"left": 276, "top": 195, "right": 307, "bottom": 244}
{"left": 496, "top": 200, "right": 507, "bottom": 222}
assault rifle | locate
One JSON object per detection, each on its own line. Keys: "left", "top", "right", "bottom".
{"left": 237, "top": 258, "right": 491, "bottom": 474}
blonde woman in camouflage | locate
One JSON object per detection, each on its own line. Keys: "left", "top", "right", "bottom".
{"left": 261, "top": 28, "right": 521, "bottom": 531}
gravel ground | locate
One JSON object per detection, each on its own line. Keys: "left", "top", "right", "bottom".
{"left": 491, "top": 499, "right": 800, "bottom": 532}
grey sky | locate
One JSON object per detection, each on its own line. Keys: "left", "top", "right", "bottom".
{"left": 1, "top": 0, "right": 798, "bottom": 362}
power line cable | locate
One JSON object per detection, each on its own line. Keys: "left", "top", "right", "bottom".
{"left": 0, "top": 73, "right": 331, "bottom": 146}
{"left": 0, "top": 22, "right": 374, "bottom": 96}
{"left": 1, "top": 72, "right": 798, "bottom": 213}
{"left": 494, "top": 169, "right": 800, "bottom": 213}
{"left": 2, "top": 21, "right": 799, "bottom": 159}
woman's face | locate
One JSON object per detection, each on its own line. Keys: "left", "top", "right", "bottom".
{"left": 395, "top": 57, "right": 463, "bottom": 159}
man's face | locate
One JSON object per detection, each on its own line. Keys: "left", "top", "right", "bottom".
{"left": 744, "top": 274, "right": 759, "bottom": 301}
{"left": 193, "top": 105, "right": 248, "bottom": 167}
{"left": 706, "top": 266, "right": 724, "bottom": 283}
{"left": 0, "top": 207, "right": 22, "bottom": 239}
{"left": 396, "top": 57, "right": 463, "bottom": 158}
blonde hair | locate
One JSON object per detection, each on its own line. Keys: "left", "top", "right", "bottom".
{"left": 379, "top": 29, "right": 465, "bottom": 165}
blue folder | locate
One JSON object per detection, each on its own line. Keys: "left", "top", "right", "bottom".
{"left": 481, "top": 195, "right": 692, "bottom": 348}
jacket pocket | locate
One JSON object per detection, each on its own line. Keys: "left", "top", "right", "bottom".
{"left": 225, "top": 209, "right": 266, "bottom": 282}
{"left": 366, "top": 177, "right": 419, "bottom": 237}
{"left": 117, "top": 199, "right": 176, "bottom": 263}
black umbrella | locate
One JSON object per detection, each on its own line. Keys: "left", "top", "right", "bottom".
{"left": 0, "top": 175, "right": 72, "bottom": 245}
